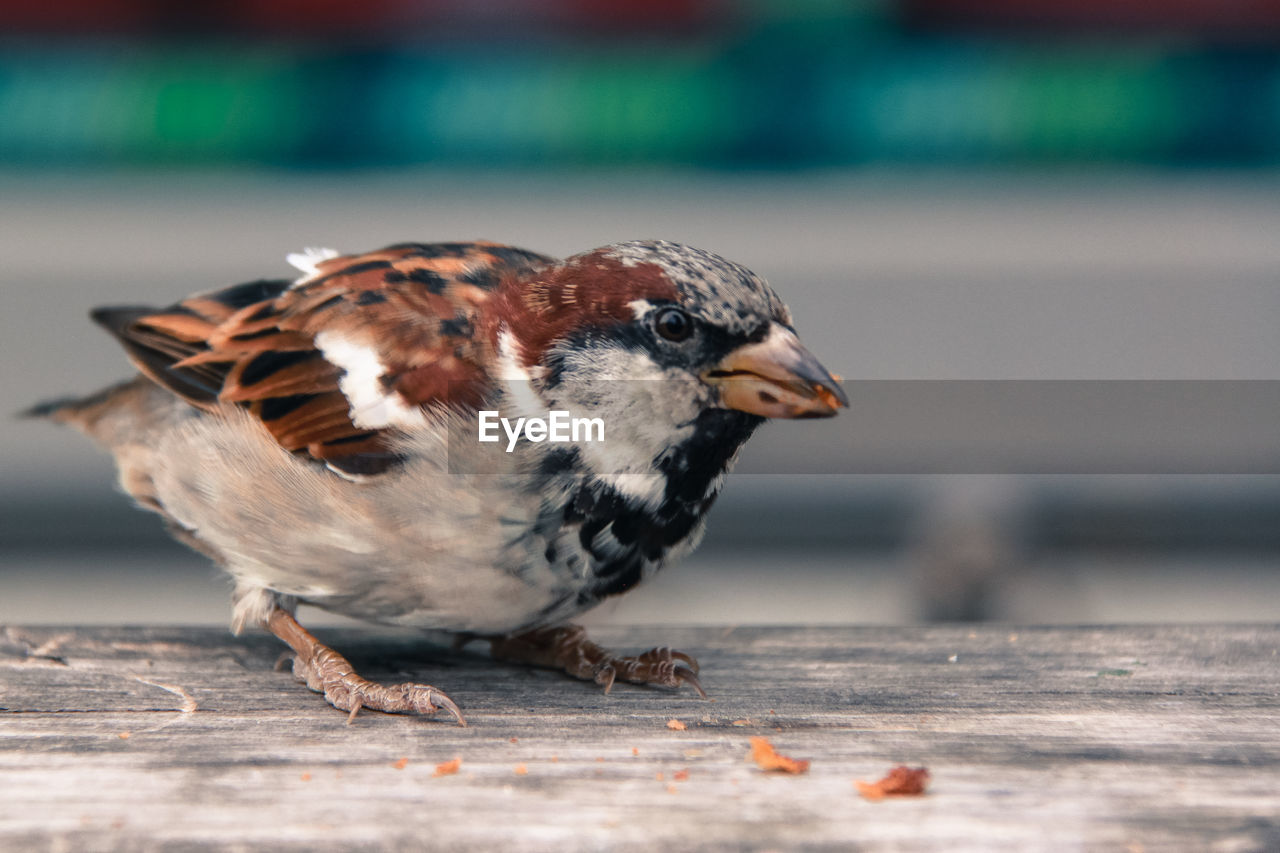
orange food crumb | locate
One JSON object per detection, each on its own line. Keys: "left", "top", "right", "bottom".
{"left": 392, "top": 757, "right": 409, "bottom": 770}
{"left": 666, "top": 719, "right": 687, "bottom": 731}
{"left": 514, "top": 763, "right": 528, "bottom": 776}
{"left": 655, "top": 772, "right": 664, "bottom": 781}
{"left": 300, "top": 773, "right": 311, "bottom": 782}
{"left": 673, "top": 769, "right": 690, "bottom": 782}
{"left": 855, "top": 766, "right": 931, "bottom": 801}
{"left": 551, "top": 755, "right": 559, "bottom": 763}
{"left": 632, "top": 747, "right": 639, "bottom": 756}
{"left": 117, "top": 732, "right": 131, "bottom": 740}
{"left": 749, "top": 737, "right": 810, "bottom": 774}
{"left": 666, "top": 784, "right": 679, "bottom": 794}
{"left": 732, "top": 719, "right": 750, "bottom": 727}
{"left": 434, "top": 758, "right": 462, "bottom": 777}
{"left": 509, "top": 737, "right": 519, "bottom": 744}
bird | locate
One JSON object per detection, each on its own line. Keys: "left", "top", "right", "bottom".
{"left": 29, "top": 239, "right": 846, "bottom": 726}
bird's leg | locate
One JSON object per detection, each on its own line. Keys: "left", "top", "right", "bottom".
{"left": 266, "top": 607, "right": 465, "bottom": 726}
{"left": 489, "top": 624, "right": 706, "bottom": 698}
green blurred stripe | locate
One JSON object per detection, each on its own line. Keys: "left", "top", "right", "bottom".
{"left": 0, "top": 47, "right": 307, "bottom": 162}
{"left": 370, "top": 50, "right": 741, "bottom": 163}
{"left": 0, "top": 40, "right": 1275, "bottom": 166}
{"left": 819, "top": 43, "right": 1193, "bottom": 162}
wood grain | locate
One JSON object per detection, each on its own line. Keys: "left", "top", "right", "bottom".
{"left": 2, "top": 624, "right": 1278, "bottom": 851}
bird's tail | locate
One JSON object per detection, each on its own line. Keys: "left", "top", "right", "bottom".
{"left": 23, "top": 382, "right": 121, "bottom": 422}
{"left": 22, "top": 397, "right": 87, "bottom": 422}
{"left": 19, "top": 378, "right": 153, "bottom": 443}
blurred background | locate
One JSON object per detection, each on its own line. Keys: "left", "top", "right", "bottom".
{"left": 2, "top": 0, "right": 1278, "bottom": 627}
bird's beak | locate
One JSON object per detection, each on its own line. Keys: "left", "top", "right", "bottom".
{"left": 700, "top": 324, "right": 848, "bottom": 419}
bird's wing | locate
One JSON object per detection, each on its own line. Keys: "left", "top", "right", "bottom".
{"left": 93, "top": 242, "right": 554, "bottom": 475}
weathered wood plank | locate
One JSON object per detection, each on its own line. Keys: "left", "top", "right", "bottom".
{"left": 2, "top": 624, "right": 1278, "bottom": 851}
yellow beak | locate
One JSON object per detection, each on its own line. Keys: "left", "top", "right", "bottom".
{"left": 700, "top": 325, "right": 848, "bottom": 419}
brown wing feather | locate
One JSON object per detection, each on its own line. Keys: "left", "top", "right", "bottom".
{"left": 93, "top": 242, "right": 554, "bottom": 474}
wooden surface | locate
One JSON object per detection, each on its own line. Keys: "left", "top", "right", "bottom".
{"left": 2, "top": 624, "right": 1278, "bottom": 852}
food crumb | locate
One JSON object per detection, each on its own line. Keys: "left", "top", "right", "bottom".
{"left": 596, "top": 756, "right": 605, "bottom": 762}
{"left": 673, "top": 769, "right": 690, "bottom": 782}
{"left": 749, "top": 737, "right": 810, "bottom": 774}
{"left": 117, "top": 732, "right": 131, "bottom": 740}
{"left": 666, "top": 784, "right": 678, "bottom": 794}
{"left": 509, "top": 737, "right": 519, "bottom": 744}
{"left": 666, "top": 719, "right": 687, "bottom": 731}
{"left": 855, "top": 766, "right": 930, "bottom": 801}
{"left": 655, "top": 772, "right": 664, "bottom": 781}
{"left": 300, "top": 772, "right": 311, "bottom": 782}
{"left": 392, "top": 757, "right": 409, "bottom": 770}
{"left": 551, "top": 755, "right": 559, "bottom": 763}
{"left": 732, "top": 719, "right": 750, "bottom": 727}
{"left": 632, "top": 747, "right": 639, "bottom": 756}
{"left": 434, "top": 758, "right": 461, "bottom": 777}
{"left": 514, "top": 763, "right": 528, "bottom": 776}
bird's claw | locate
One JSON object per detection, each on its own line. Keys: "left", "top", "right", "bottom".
{"left": 594, "top": 646, "right": 707, "bottom": 698}
{"left": 491, "top": 625, "right": 708, "bottom": 699}
{"left": 288, "top": 645, "right": 466, "bottom": 726}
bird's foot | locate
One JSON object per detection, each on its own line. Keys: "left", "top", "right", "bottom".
{"left": 489, "top": 624, "right": 706, "bottom": 698}
{"left": 286, "top": 645, "right": 465, "bottom": 726}
{"left": 267, "top": 608, "right": 464, "bottom": 726}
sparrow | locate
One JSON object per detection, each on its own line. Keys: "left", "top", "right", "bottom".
{"left": 30, "top": 239, "right": 846, "bottom": 725}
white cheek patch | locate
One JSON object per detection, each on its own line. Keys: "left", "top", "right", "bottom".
{"left": 538, "top": 342, "right": 701, "bottom": 511}
{"left": 313, "top": 331, "right": 427, "bottom": 430}
{"left": 285, "top": 247, "right": 340, "bottom": 286}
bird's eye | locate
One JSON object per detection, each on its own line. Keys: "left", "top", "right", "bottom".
{"left": 653, "top": 307, "right": 693, "bottom": 342}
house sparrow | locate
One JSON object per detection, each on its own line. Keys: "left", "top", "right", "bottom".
{"left": 31, "top": 240, "right": 846, "bottom": 725}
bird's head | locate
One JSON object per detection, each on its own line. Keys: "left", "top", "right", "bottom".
{"left": 492, "top": 239, "right": 846, "bottom": 420}
{"left": 485, "top": 240, "right": 846, "bottom": 496}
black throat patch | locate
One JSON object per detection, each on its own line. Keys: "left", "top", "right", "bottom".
{"left": 560, "top": 408, "right": 762, "bottom": 604}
